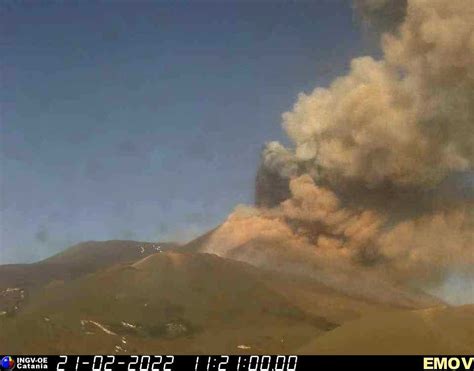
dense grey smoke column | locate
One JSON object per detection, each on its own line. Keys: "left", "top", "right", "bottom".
{"left": 255, "top": 166, "right": 291, "bottom": 208}
{"left": 255, "top": 142, "right": 299, "bottom": 208}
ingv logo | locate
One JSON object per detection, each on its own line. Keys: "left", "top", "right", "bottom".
{"left": 1, "top": 356, "right": 15, "bottom": 370}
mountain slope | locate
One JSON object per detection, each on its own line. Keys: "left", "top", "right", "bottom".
{"left": 297, "top": 304, "right": 474, "bottom": 354}
{"left": 180, "top": 229, "right": 443, "bottom": 310}
{"left": 0, "top": 240, "right": 178, "bottom": 315}
{"left": 0, "top": 251, "right": 402, "bottom": 354}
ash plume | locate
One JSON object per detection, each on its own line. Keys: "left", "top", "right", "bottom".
{"left": 217, "top": 0, "right": 473, "bottom": 303}
{"left": 261, "top": 0, "right": 473, "bottom": 190}
{"left": 208, "top": 176, "right": 472, "bottom": 299}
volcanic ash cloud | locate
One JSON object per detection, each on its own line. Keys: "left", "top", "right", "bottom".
{"left": 204, "top": 0, "right": 473, "bottom": 303}
{"left": 205, "top": 176, "right": 473, "bottom": 286}
{"left": 264, "top": 0, "right": 473, "bottom": 189}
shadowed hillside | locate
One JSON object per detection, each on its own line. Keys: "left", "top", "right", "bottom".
{"left": 1, "top": 240, "right": 469, "bottom": 354}
{"left": 1, "top": 249, "right": 415, "bottom": 354}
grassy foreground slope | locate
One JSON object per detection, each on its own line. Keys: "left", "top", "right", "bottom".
{"left": 297, "top": 304, "right": 474, "bottom": 354}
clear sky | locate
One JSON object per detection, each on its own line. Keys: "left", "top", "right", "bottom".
{"left": 1, "top": 0, "right": 379, "bottom": 263}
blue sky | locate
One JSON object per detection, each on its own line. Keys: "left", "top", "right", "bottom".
{"left": 0, "top": 1, "right": 379, "bottom": 263}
